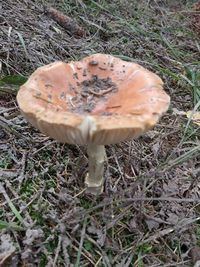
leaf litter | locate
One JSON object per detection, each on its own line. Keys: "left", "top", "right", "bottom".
{"left": 0, "top": 0, "right": 200, "bottom": 266}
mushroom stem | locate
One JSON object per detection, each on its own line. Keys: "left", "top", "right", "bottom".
{"left": 85, "top": 144, "right": 106, "bottom": 194}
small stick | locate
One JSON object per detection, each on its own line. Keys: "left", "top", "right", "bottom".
{"left": 74, "top": 217, "right": 88, "bottom": 267}
{"left": 90, "top": 88, "right": 114, "bottom": 96}
{"left": 106, "top": 105, "right": 121, "bottom": 109}
{"left": 0, "top": 170, "right": 18, "bottom": 179}
{"left": 0, "top": 107, "right": 18, "bottom": 115}
{"left": 53, "top": 236, "right": 62, "bottom": 267}
{"left": 68, "top": 96, "right": 75, "bottom": 107}
{"left": 59, "top": 223, "right": 71, "bottom": 265}
{"left": 0, "top": 116, "right": 28, "bottom": 140}
{"left": 0, "top": 251, "right": 15, "bottom": 266}
{"left": 17, "top": 151, "right": 27, "bottom": 189}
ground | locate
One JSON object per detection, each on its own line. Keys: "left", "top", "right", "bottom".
{"left": 0, "top": 0, "right": 200, "bottom": 266}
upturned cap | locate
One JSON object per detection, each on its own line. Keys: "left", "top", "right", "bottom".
{"left": 17, "top": 54, "right": 170, "bottom": 145}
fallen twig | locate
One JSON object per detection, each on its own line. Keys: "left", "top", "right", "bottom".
{"left": 0, "top": 115, "right": 30, "bottom": 140}
{"left": 0, "top": 107, "right": 18, "bottom": 115}
{"left": 123, "top": 197, "right": 200, "bottom": 204}
{"left": 134, "top": 216, "right": 200, "bottom": 248}
{"left": 32, "top": 140, "right": 56, "bottom": 156}
{"left": 53, "top": 235, "right": 62, "bottom": 267}
{"left": 17, "top": 151, "right": 27, "bottom": 189}
{"left": 0, "top": 86, "right": 17, "bottom": 95}
{"left": 74, "top": 217, "right": 88, "bottom": 267}
{"left": 86, "top": 235, "right": 112, "bottom": 267}
{"left": 55, "top": 223, "right": 72, "bottom": 266}
{"left": 0, "top": 251, "right": 15, "bottom": 266}
{"left": 83, "top": 196, "right": 200, "bottom": 217}
{"left": 0, "top": 170, "right": 18, "bottom": 179}
{"left": 61, "top": 235, "right": 71, "bottom": 266}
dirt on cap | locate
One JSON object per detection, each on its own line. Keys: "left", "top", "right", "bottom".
{"left": 69, "top": 75, "right": 117, "bottom": 114}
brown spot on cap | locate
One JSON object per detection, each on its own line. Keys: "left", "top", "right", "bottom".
{"left": 89, "top": 60, "right": 98, "bottom": 66}
{"left": 35, "top": 92, "right": 41, "bottom": 97}
{"left": 99, "top": 67, "right": 107, "bottom": 71}
{"left": 60, "top": 92, "right": 66, "bottom": 99}
{"left": 45, "top": 84, "right": 53, "bottom": 88}
{"left": 73, "top": 73, "right": 79, "bottom": 80}
{"left": 83, "top": 69, "right": 87, "bottom": 76}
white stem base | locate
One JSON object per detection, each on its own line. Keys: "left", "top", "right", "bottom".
{"left": 85, "top": 144, "right": 106, "bottom": 195}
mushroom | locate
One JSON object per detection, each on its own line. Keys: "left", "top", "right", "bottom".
{"left": 17, "top": 54, "right": 170, "bottom": 194}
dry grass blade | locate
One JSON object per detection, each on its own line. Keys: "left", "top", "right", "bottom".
{"left": 0, "top": 116, "right": 27, "bottom": 139}
{"left": 0, "top": 170, "right": 18, "bottom": 179}
{"left": 124, "top": 197, "right": 200, "bottom": 204}
{"left": 137, "top": 216, "right": 200, "bottom": 247}
{"left": 86, "top": 235, "right": 112, "bottom": 267}
{"left": 16, "top": 32, "right": 29, "bottom": 59}
{"left": 52, "top": 235, "right": 62, "bottom": 267}
{"left": 0, "top": 0, "right": 200, "bottom": 266}
{"left": 166, "top": 144, "right": 200, "bottom": 170}
{"left": 0, "top": 183, "right": 24, "bottom": 224}
{"left": 74, "top": 217, "right": 88, "bottom": 267}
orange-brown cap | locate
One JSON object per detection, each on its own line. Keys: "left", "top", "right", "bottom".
{"left": 17, "top": 54, "right": 170, "bottom": 145}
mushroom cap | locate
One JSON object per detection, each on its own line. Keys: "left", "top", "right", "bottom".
{"left": 17, "top": 54, "right": 170, "bottom": 145}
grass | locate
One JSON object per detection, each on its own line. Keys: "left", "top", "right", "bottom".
{"left": 0, "top": 220, "right": 23, "bottom": 231}
{"left": 185, "top": 66, "right": 200, "bottom": 106}
{"left": 0, "top": 183, "right": 24, "bottom": 225}
{"left": 0, "top": 0, "right": 200, "bottom": 266}
{"left": 0, "top": 155, "right": 12, "bottom": 169}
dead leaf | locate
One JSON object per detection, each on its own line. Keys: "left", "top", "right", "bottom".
{"left": 189, "top": 246, "right": 200, "bottom": 264}
{"left": 145, "top": 219, "right": 160, "bottom": 231}
{"left": 186, "top": 111, "right": 200, "bottom": 126}
{"left": 152, "top": 142, "right": 160, "bottom": 156}
{"left": 0, "top": 234, "right": 16, "bottom": 266}
{"left": 172, "top": 108, "right": 186, "bottom": 115}
{"left": 172, "top": 108, "right": 200, "bottom": 126}
{"left": 191, "top": 1, "right": 200, "bottom": 35}
{"left": 87, "top": 225, "right": 106, "bottom": 247}
{"left": 23, "top": 228, "right": 44, "bottom": 246}
{"left": 167, "top": 213, "right": 179, "bottom": 225}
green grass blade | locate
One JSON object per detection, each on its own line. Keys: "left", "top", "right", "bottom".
{"left": 0, "top": 220, "right": 23, "bottom": 231}
{"left": 0, "top": 184, "right": 24, "bottom": 224}
{"left": 0, "top": 75, "right": 27, "bottom": 86}
{"left": 16, "top": 31, "right": 29, "bottom": 58}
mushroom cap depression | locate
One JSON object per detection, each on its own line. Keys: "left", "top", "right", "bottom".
{"left": 17, "top": 54, "right": 170, "bottom": 145}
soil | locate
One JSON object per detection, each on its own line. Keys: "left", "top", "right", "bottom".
{"left": 191, "top": 1, "right": 200, "bottom": 35}
{"left": 0, "top": 0, "right": 200, "bottom": 266}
